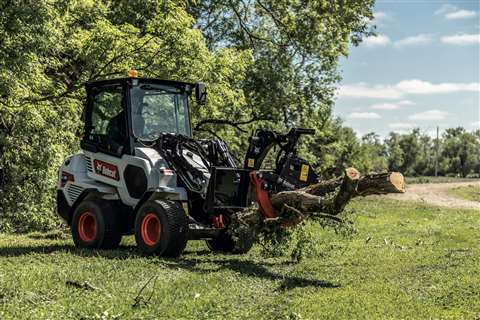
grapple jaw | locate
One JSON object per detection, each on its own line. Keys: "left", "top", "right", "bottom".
{"left": 249, "top": 171, "right": 307, "bottom": 227}
{"left": 249, "top": 171, "right": 277, "bottom": 219}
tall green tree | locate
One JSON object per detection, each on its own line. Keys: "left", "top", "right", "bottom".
{"left": 0, "top": 0, "right": 251, "bottom": 231}
{"left": 441, "top": 127, "right": 480, "bottom": 177}
{"left": 0, "top": 0, "right": 375, "bottom": 232}
{"left": 189, "top": 0, "right": 375, "bottom": 151}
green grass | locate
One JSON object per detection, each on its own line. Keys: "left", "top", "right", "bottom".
{"left": 0, "top": 198, "right": 479, "bottom": 319}
{"left": 448, "top": 185, "right": 480, "bottom": 202}
{"left": 405, "top": 176, "right": 478, "bottom": 184}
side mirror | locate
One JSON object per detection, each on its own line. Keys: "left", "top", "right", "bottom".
{"left": 195, "top": 83, "right": 207, "bottom": 105}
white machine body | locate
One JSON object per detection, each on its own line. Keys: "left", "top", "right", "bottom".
{"left": 57, "top": 147, "right": 203, "bottom": 211}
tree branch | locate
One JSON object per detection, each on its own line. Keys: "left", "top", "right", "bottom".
{"left": 194, "top": 114, "right": 272, "bottom": 133}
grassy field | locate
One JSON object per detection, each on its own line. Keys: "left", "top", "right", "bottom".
{"left": 405, "top": 176, "right": 478, "bottom": 184}
{"left": 0, "top": 198, "right": 479, "bottom": 319}
{"left": 448, "top": 185, "right": 480, "bottom": 202}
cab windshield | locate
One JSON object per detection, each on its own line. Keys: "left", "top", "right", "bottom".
{"left": 130, "top": 83, "right": 191, "bottom": 140}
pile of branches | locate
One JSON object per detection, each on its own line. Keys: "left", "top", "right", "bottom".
{"left": 227, "top": 169, "right": 405, "bottom": 248}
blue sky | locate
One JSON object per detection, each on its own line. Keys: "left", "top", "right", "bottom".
{"left": 334, "top": 0, "right": 480, "bottom": 138}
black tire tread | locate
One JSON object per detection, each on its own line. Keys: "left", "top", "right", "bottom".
{"left": 71, "top": 198, "right": 122, "bottom": 249}
{"left": 98, "top": 201, "right": 123, "bottom": 249}
{"left": 134, "top": 200, "right": 188, "bottom": 257}
{"left": 158, "top": 200, "right": 188, "bottom": 257}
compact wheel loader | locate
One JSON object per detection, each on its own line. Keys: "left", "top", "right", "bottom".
{"left": 57, "top": 71, "right": 318, "bottom": 257}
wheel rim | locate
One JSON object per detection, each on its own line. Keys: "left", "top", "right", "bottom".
{"left": 78, "top": 211, "right": 96, "bottom": 242}
{"left": 141, "top": 213, "right": 161, "bottom": 246}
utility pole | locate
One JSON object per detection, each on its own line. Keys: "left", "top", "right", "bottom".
{"left": 434, "top": 126, "right": 439, "bottom": 177}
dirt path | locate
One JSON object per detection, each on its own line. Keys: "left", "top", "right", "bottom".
{"left": 387, "top": 181, "right": 480, "bottom": 209}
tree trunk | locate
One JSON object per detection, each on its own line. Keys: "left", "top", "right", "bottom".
{"left": 300, "top": 171, "right": 405, "bottom": 198}
{"left": 270, "top": 168, "right": 362, "bottom": 217}
{"left": 266, "top": 169, "right": 405, "bottom": 225}
{"left": 228, "top": 169, "right": 406, "bottom": 237}
{"left": 356, "top": 172, "right": 405, "bottom": 196}
{"left": 270, "top": 168, "right": 405, "bottom": 215}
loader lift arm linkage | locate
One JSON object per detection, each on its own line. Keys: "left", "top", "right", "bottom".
{"left": 243, "top": 128, "right": 319, "bottom": 223}
{"left": 182, "top": 127, "right": 320, "bottom": 225}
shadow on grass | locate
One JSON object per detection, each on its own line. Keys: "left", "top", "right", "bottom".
{"left": 0, "top": 243, "right": 339, "bottom": 290}
{"left": 0, "top": 243, "right": 140, "bottom": 259}
{"left": 163, "top": 257, "right": 340, "bottom": 291}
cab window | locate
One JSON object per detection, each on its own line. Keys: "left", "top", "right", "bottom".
{"left": 131, "top": 84, "right": 190, "bottom": 141}
{"left": 88, "top": 85, "right": 127, "bottom": 155}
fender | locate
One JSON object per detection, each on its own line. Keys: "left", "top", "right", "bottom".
{"left": 132, "top": 187, "right": 188, "bottom": 217}
{"left": 65, "top": 188, "right": 98, "bottom": 225}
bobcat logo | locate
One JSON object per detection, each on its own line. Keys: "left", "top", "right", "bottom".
{"left": 93, "top": 159, "right": 119, "bottom": 181}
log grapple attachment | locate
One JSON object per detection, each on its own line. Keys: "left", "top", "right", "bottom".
{"left": 204, "top": 128, "right": 319, "bottom": 227}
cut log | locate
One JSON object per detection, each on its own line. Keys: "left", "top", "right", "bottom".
{"left": 356, "top": 172, "right": 405, "bottom": 196}
{"left": 302, "top": 171, "right": 405, "bottom": 198}
{"left": 270, "top": 168, "right": 361, "bottom": 217}
{"left": 267, "top": 170, "right": 405, "bottom": 225}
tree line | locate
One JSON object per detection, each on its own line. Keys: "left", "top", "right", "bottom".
{"left": 333, "top": 127, "right": 480, "bottom": 179}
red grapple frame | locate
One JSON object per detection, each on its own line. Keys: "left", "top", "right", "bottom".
{"left": 249, "top": 172, "right": 298, "bottom": 227}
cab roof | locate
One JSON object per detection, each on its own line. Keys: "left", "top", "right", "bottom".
{"left": 85, "top": 77, "right": 195, "bottom": 91}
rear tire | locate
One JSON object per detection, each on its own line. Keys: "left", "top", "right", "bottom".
{"left": 135, "top": 200, "right": 188, "bottom": 257}
{"left": 71, "top": 198, "right": 123, "bottom": 249}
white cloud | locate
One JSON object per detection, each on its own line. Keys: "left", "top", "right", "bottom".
{"left": 339, "top": 83, "right": 402, "bottom": 99}
{"left": 370, "top": 103, "right": 401, "bottom": 110}
{"left": 398, "top": 100, "right": 415, "bottom": 106}
{"left": 441, "top": 34, "right": 480, "bottom": 45}
{"left": 348, "top": 112, "right": 382, "bottom": 119}
{"left": 434, "top": 4, "right": 457, "bottom": 16}
{"left": 362, "top": 34, "right": 391, "bottom": 47}
{"left": 396, "top": 80, "right": 480, "bottom": 94}
{"left": 339, "top": 80, "right": 480, "bottom": 99}
{"left": 366, "top": 11, "right": 391, "bottom": 27}
{"left": 370, "top": 100, "right": 415, "bottom": 110}
{"left": 471, "top": 121, "right": 480, "bottom": 128}
{"left": 409, "top": 110, "right": 449, "bottom": 121}
{"left": 445, "top": 9, "right": 477, "bottom": 20}
{"left": 374, "top": 11, "right": 388, "bottom": 20}
{"left": 372, "top": 11, "right": 389, "bottom": 25}
{"left": 389, "top": 123, "right": 417, "bottom": 129}
{"left": 434, "top": 4, "right": 477, "bottom": 20}
{"left": 394, "top": 34, "right": 433, "bottom": 48}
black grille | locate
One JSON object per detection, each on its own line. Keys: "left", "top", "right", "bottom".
{"left": 124, "top": 165, "right": 147, "bottom": 199}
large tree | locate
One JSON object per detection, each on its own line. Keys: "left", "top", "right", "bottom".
{"left": 189, "top": 0, "right": 375, "bottom": 140}
{"left": 442, "top": 127, "right": 480, "bottom": 177}
{"left": 0, "top": 0, "right": 251, "bottom": 231}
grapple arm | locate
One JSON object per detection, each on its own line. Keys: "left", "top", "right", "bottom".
{"left": 244, "top": 128, "right": 319, "bottom": 224}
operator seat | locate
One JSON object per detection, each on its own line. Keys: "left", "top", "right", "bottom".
{"left": 106, "top": 110, "right": 127, "bottom": 154}
{"left": 132, "top": 102, "right": 147, "bottom": 138}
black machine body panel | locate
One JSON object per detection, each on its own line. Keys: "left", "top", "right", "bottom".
{"left": 124, "top": 165, "right": 148, "bottom": 199}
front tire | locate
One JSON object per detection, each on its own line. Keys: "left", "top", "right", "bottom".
{"left": 135, "top": 200, "right": 188, "bottom": 257}
{"left": 71, "top": 199, "right": 123, "bottom": 249}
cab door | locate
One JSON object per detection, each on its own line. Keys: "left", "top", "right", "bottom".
{"left": 81, "top": 82, "right": 130, "bottom": 188}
